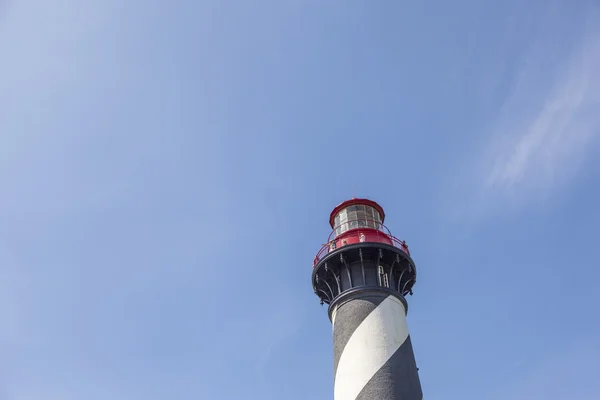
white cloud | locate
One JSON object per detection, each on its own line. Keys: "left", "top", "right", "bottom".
{"left": 477, "top": 14, "right": 600, "bottom": 209}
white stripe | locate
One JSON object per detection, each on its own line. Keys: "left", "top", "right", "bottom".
{"left": 334, "top": 295, "right": 409, "bottom": 400}
{"left": 331, "top": 304, "right": 338, "bottom": 327}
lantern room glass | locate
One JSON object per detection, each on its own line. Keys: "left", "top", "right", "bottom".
{"left": 334, "top": 205, "right": 382, "bottom": 236}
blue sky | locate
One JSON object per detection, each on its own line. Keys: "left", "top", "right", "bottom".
{"left": 1, "top": 1, "right": 600, "bottom": 399}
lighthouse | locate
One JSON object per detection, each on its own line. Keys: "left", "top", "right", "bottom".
{"left": 312, "top": 198, "right": 423, "bottom": 400}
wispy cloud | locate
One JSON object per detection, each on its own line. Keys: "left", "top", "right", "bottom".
{"left": 474, "top": 12, "right": 600, "bottom": 210}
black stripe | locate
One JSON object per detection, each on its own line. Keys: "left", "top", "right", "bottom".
{"left": 355, "top": 335, "right": 423, "bottom": 400}
{"left": 332, "top": 294, "right": 387, "bottom": 379}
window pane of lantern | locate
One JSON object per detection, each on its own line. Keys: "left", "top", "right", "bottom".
{"left": 347, "top": 209, "right": 357, "bottom": 222}
{"left": 338, "top": 209, "right": 348, "bottom": 233}
{"left": 374, "top": 209, "right": 381, "bottom": 222}
{"left": 368, "top": 208, "right": 376, "bottom": 228}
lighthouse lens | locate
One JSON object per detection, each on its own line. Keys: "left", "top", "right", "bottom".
{"left": 333, "top": 204, "right": 383, "bottom": 236}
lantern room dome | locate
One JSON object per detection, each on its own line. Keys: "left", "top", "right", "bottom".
{"left": 329, "top": 198, "right": 386, "bottom": 232}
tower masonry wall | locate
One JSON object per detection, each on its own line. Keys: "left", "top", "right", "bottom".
{"left": 332, "top": 291, "right": 422, "bottom": 400}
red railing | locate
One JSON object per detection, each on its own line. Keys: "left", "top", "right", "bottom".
{"left": 312, "top": 219, "right": 410, "bottom": 267}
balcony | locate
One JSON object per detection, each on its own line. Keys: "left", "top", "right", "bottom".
{"left": 313, "top": 220, "right": 410, "bottom": 267}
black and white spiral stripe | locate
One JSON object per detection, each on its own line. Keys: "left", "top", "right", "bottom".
{"left": 332, "top": 293, "right": 423, "bottom": 400}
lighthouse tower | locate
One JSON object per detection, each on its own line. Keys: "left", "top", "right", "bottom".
{"left": 312, "top": 198, "right": 423, "bottom": 400}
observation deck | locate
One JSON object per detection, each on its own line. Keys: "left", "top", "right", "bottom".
{"left": 312, "top": 221, "right": 410, "bottom": 267}
{"left": 311, "top": 199, "right": 417, "bottom": 316}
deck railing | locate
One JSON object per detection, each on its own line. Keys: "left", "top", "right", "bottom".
{"left": 313, "top": 220, "right": 410, "bottom": 267}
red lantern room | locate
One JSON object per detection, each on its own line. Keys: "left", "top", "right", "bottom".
{"left": 313, "top": 198, "right": 410, "bottom": 267}
{"left": 329, "top": 198, "right": 391, "bottom": 247}
{"left": 312, "top": 198, "right": 416, "bottom": 309}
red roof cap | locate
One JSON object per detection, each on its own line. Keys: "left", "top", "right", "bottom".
{"left": 329, "top": 198, "right": 386, "bottom": 228}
